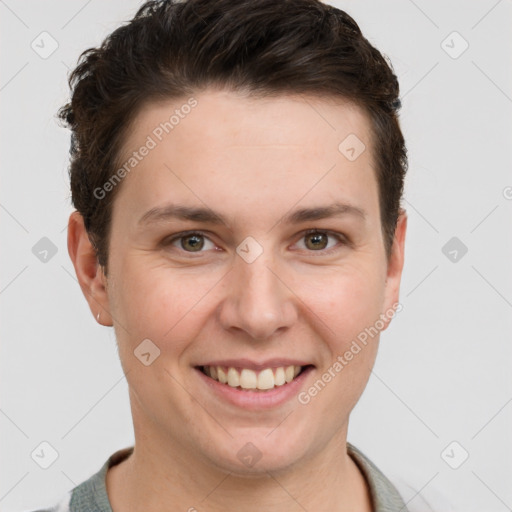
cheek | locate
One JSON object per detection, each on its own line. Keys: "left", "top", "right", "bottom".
{"left": 298, "top": 270, "right": 383, "bottom": 414}
{"left": 110, "top": 258, "right": 220, "bottom": 354}
{"left": 300, "top": 264, "right": 385, "bottom": 345}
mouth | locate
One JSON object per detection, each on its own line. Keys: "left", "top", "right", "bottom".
{"left": 195, "top": 364, "right": 315, "bottom": 392}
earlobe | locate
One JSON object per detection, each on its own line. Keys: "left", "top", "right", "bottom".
{"left": 67, "top": 211, "right": 112, "bottom": 326}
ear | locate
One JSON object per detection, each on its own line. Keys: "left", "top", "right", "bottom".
{"left": 381, "top": 208, "right": 407, "bottom": 330}
{"left": 67, "top": 211, "right": 112, "bottom": 326}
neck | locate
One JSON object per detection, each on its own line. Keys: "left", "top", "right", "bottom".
{"left": 106, "top": 425, "right": 372, "bottom": 512}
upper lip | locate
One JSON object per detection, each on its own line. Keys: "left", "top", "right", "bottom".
{"left": 195, "top": 358, "right": 314, "bottom": 371}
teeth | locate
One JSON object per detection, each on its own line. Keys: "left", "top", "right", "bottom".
{"left": 274, "top": 367, "right": 285, "bottom": 386}
{"left": 202, "top": 365, "right": 305, "bottom": 391}
{"left": 240, "top": 369, "right": 257, "bottom": 389}
{"left": 257, "top": 368, "right": 274, "bottom": 390}
{"left": 217, "top": 367, "right": 227, "bottom": 384}
{"left": 227, "top": 367, "right": 240, "bottom": 387}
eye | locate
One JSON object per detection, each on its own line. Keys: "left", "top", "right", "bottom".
{"left": 163, "top": 231, "right": 217, "bottom": 253}
{"left": 294, "top": 229, "right": 347, "bottom": 253}
{"left": 162, "top": 229, "right": 348, "bottom": 256}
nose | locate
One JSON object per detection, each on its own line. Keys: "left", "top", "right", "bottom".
{"left": 217, "top": 251, "right": 298, "bottom": 341}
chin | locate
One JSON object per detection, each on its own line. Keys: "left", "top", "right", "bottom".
{"left": 202, "top": 430, "right": 308, "bottom": 476}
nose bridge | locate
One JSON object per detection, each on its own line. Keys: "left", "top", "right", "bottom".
{"left": 218, "top": 247, "right": 297, "bottom": 340}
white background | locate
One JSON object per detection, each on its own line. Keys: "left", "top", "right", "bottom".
{"left": 1, "top": 1, "right": 511, "bottom": 511}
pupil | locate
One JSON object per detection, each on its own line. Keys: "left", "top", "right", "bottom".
{"left": 306, "top": 232, "right": 327, "bottom": 250}
{"left": 183, "top": 234, "right": 204, "bottom": 251}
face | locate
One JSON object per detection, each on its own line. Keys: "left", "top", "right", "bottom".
{"left": 69, "top": 89, "right": 406, "bottom": 475}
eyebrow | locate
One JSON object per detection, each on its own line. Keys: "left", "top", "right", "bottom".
{"left": 137, "top": 201, "right": 367, "bottom": 227}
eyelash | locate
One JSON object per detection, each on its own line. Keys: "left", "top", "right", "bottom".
{"left": 161, "top": 229, "right": 349, "bottom": 256}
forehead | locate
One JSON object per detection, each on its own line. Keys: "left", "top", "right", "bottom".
{"left": 112, "top": 89, "right": 378, "bottom": 231}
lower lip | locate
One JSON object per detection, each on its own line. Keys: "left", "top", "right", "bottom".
{"left": 194, "top": 366, "right": 314, "bottom": 410}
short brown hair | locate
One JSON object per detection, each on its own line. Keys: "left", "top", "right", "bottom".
{"left": 58, "top": 0, "right": 407, "bottom": 275}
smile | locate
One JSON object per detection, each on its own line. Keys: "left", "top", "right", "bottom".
{"left": 199, "top": 364, "right": 312, "bottom": 391}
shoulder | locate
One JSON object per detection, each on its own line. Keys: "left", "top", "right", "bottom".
{"left": 389, "top": 476, "right": 458, "bottom": 512}
{"left": 27, "top": 446, "right": 134, "bottom": 512}
{"left": 25, "top": 491, "right": 72, "bottom": 512}
{"left": 347, "top": 443, "right": 457, "bottom": 512}
{"left": 347, "top": 442, "right": 410, "bottom": 510}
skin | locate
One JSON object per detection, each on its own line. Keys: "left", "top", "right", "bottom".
{"left": 68, "top": 89, "right": 407, "bottom": 512}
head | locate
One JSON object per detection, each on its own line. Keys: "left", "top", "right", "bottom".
{"left": 64, "top": 0, "right": 407, "bottom": 475}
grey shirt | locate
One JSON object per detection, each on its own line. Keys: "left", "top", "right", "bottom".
{"left": 31, "top": 442, "right": 409, "bottom": 512}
